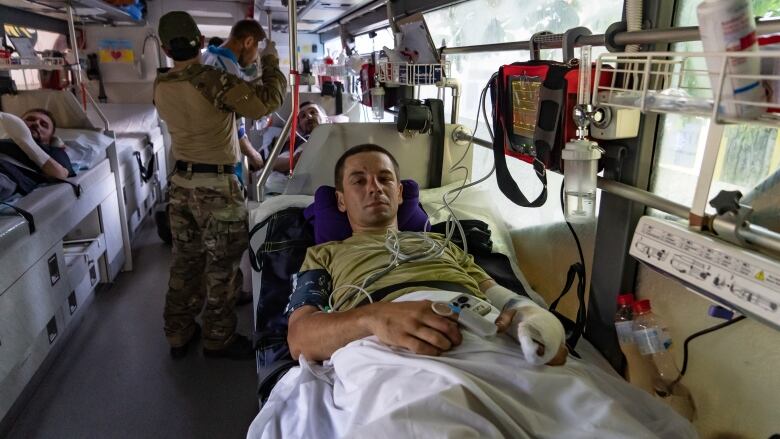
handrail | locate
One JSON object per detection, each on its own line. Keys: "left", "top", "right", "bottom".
{"left": 440, "top": 19, "right": 780, "bottom": 55}
{"left": 451, "top": 130, "right": 780, "bottom": 256}
{"left": 85, "top": 88, "right": 111, "bottom": 132}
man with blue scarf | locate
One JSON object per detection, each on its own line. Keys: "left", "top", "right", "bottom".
{"left": 202, "top": 19, "right": 268, "bottom": 179}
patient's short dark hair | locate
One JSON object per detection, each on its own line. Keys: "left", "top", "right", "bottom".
{"left": 230, "top": 19, "right": 266, "bottom": 42}
{"left": 334, "top": 144, "right": 400, "bottom": 191}
{"left": 23, "top": 108, "right": 56, "bottom": 132}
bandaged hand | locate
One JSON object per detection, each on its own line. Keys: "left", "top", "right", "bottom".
{"left": 487, "top": 285, "right": 567, "bottom": 366}
{"left": 0, "top": 112, "right": 50, "bottom": 167}
{"left": 261, "top": 40, "right": 278, "bottom": 59}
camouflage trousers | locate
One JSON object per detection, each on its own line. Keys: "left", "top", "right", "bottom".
{"left": 164, "top": 172, "right": 247, "bottom": 350}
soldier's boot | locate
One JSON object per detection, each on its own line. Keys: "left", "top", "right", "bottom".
{"left": 170, "top": 323, "right": 201, "bottom": 359}
{"left": 203, "top": 334, "right": 254, "bottom": 360}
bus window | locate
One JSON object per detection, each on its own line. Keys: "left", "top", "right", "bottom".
{"left": 354, "top": 28, "right": 394, "bottom": 55}
{"left": 424, "top": 0, "right": 624, "bottom": 135}
{"left": 651, "top": 0, "right": 780, "bottom": 210}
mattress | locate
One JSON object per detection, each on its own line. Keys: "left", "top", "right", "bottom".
{"left": 0, "top": 159, "right": 114, "bottom": 294}
{"left": 56, "top": 128, "right": 112, "bottom": 171}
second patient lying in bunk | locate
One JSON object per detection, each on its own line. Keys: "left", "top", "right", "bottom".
{"left": 0, "top": 110, "right": 75, "bottom": 200}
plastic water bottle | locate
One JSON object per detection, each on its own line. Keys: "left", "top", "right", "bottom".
{"left": 627, "top": 299, "right": 695, "bottom": 420}
{"left": 615, "top": 294, "right": 655, "bottom": 393}
{"left": 632, "top": 299, "right": 679, "bottom": 392}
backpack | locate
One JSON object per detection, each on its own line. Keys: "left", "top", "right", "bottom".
{"left": 248, "top": 207, "right": 314, "bottom": 403}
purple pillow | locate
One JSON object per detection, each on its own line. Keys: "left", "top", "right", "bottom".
{"left": 303, "top": 179, "right": 430, "bottom": 244}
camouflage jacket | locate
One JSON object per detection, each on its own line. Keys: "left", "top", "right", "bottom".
{"left": 155, "top": 54, "right": 287, "bottom": 119}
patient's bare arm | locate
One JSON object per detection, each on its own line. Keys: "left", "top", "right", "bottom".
{"left": 287, "top": 301, "right": 462, "bottom": 362}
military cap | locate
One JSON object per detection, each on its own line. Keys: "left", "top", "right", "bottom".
{"left": 158, "top": 11, "right": 201, "bottom": 48}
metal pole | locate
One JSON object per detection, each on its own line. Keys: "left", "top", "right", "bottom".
{"left": 441, "top": 20, "right": 780, "bottom": 56}
{"left": 66, "top": 4, "right": 82, "bottom": 85}
{"left": 254, "top": 1, "right": 299, "bottom": 201}
{"left": 254, "top": 108, "right": 294, "bottom": 201}
{"left": 288, "top": 0, "right": 299, "bottom": 74}
{"left": 85, "top": 89, "right": 111, "bottom": 131}
{"left": 266, "top": 9, "right": 272, "bottom": 40}
{"left": 739, "top": 223, "right": 780, "bottom": 255}
{"left": 595, "top": 178, "right": 690, "bottom": 219}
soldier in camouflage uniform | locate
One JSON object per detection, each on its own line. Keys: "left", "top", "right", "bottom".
{"left": 154, "top": 11, "right": 286, "bottom": 359}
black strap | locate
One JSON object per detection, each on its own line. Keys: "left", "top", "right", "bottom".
{"left": 175, "top": 161, "right": 236, "bottom": 174}
{"left": 335, "top": 81, "right": 344, "bottom": 114}
{"left": 548, "top": 262, "right": 586, "bottom": 349}
{"left": 134, "top": 150, "right": 156, "bottom": 183}
{"left": 0, "top": 201, "right": 35, "bottom": 234}
{"left": 248, "top": 212, "right": 277, "bottom": 272}
{"left": 426, "top": 98, "right": 445, "bottom": 188}
{"left": 356, "top": 280, "right": 472, "bottom": 308}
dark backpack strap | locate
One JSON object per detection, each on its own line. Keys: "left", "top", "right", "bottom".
{"left": 0, "top": 201, "right": 35, "bottom": 234}
{"left": 356, "top": 280, "right": 472, "bottom": 308}
{"left": 549, "top": 262, "right": 586, "bottom": 351}
{"left": 0, "top": 158, "right": 80, "bottom": 197}
{"left": 134, "top": 150, "right": 156, "bottom": 183}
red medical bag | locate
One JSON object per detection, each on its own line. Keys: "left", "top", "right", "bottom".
{"left": 490, "top": 60, "right": 611, "bottom": 207}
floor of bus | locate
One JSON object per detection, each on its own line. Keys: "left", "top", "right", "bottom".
{"left": 7, "top": 219, "right": 258, "bottom": 439}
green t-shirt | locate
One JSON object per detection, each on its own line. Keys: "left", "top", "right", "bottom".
{"left": 299, "top": 231, "right": 492, "bottom": 310}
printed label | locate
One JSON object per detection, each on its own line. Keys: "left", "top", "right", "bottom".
{"left": 634, "top": 328, "right": 664, "bottom": 355}
{"left": 615, "top": 321, "right": 634, "bottom": 345}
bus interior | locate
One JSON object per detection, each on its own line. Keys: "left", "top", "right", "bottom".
{"left": 0, "top": 0, "right": 779, "bottom": 438}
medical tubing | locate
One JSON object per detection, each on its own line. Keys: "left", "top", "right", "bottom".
{"left": 329, "top": 284, "right": 372, "bottom": 311}
{"left": 559, "top": 181, "right": 587, "bottom": 274}
{"left": 672, "top": 315, "right": 746, "bottom": 385}
{"left": 273, "top": 112, "right": 308, "bottom": 143}
{"left": 427, "top": 76, "right": 497, "bottom": 265}
{"left": 330, "top": 76, "right": 502, "bottom": 313}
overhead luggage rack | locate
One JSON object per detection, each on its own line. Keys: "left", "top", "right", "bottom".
{"left": 312, "top": 63, "right": 352, "bottom": 77}
{"left": 376, "top": 60, "right": 451, "bottom": 86}
{"left": 593, "top": 51, "right": 780, "bottom": 127}
{"left": 0, "top": 56, "right": 67, "bottom": 71}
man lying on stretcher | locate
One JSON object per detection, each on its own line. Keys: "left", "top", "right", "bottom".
{"left": 286, "top": 143, "right": 568, "bottom": 366}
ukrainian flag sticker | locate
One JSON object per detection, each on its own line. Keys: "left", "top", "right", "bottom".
{"left": 98, "top": 39, "right": 135, "bottom": 63}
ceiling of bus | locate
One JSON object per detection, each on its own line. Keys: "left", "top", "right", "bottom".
{"left": 257, "top": 0, "right": 374, "bottom": 33}
{"left": 0, "top": 0, "right": 143, "bottom": 25}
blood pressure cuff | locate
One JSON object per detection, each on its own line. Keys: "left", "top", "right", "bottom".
{"left": 285, "top": 269, "right": 332, "bottom": 315}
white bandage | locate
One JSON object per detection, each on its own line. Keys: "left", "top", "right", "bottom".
{"left": 0, "top": 112, "right": 50, "bottom": 167}
{"left": 485, "top": 284, "right": 565, "bottom": 366}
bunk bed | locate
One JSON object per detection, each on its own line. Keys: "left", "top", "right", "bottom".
{"left": 86, "top": 103, "right": 169, "bottom": 239}
{"left": 0, "top": 93, "right": 126, "bottom": 423}
{"left": 3, "top": 90, "right": 163, "bottom": 242}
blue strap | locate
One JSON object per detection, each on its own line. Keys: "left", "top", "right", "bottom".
{"left": 206, "top": 45, "right": 239, "bottom": 65}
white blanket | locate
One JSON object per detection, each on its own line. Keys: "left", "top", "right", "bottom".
{"left": 248, "top": 291, "right": 697, "bottom": 439}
